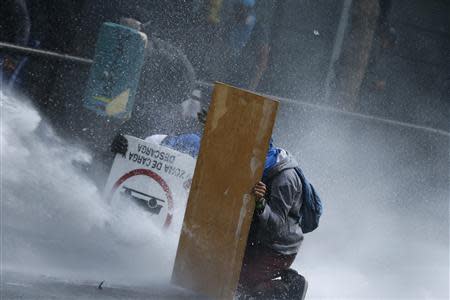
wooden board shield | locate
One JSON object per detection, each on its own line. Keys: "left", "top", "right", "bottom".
{"left": 171, "top": 83, "right": 279, "bottom": 299}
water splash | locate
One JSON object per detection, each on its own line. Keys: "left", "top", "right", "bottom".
{"left": 1, "top": 91, "right": 179, "bottom": 285}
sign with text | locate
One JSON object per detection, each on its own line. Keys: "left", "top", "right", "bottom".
{"left": 104, "top": 135, "right": 196, "bottom": 230}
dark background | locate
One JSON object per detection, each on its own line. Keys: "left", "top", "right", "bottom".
{"left": 4, "top": 0, "right": 447, "bottom": 132}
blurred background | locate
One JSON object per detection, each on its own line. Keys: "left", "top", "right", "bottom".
{"left": 1, "top": 0, "right": 449, "bottom": 299}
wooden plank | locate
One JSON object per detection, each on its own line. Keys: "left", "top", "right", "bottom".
{"left": 171, "top": 83, "right": 279, "bottom": 299}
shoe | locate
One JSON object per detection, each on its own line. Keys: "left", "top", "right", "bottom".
{"left": 280, "top": 269, "right": 308, "bottom": 300}
{"left": 264, "top": 279, "right": 290, "bottom": 299}
{"left": 245, "top": 279, "right": 289, "bottom": 300}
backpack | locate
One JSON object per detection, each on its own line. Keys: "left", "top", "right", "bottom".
{"left": 294, "top": 167, "right": 323, "bottom": 234}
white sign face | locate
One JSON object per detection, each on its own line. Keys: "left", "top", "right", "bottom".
{"left": 104, "top": 135, "right": 196, "bottom": 230}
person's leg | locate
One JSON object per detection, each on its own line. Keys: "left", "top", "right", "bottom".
{"left": 377, "top": 0, "right": 396, "bottom": 49}
{"left": 378, "top": 0, "right": 392, "bottom": 23}
{"left": 238, "top": 245, "right": 296, "bottom": 297}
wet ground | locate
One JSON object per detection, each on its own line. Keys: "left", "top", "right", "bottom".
{"left": 2, "top": 271, "right": 205, "bottom": 300}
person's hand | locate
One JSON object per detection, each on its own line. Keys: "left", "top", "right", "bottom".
{"left": 253, "top": 181, "right": 267, "bottom": 214}
{"left": 111, "top": 134, "right": 128, "bottom": 156}
{"left": 197, "top": 107, "right": 208, "bottom": 125}
{"left": 253, "top": 181, "right": 266, "bottom": 200}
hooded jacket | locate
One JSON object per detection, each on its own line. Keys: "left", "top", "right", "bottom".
{"left": 248, "top": 149, "right": 304, "bottom": 255}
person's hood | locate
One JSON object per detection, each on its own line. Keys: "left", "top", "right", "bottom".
{"left": 263, "top": 149, "right": 298, "bottom": 181}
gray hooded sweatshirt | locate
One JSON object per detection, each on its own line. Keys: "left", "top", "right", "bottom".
{"left": 249, "top": 150, "right": 304, "bottom": 255}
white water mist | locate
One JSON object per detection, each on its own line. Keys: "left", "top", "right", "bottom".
{"left": 1, "top": 91, "right": 180, "bottom": 285}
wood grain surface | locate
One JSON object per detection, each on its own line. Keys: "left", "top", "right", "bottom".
{"left": 171, "top": 83, "right": 279, "bottom": 299}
